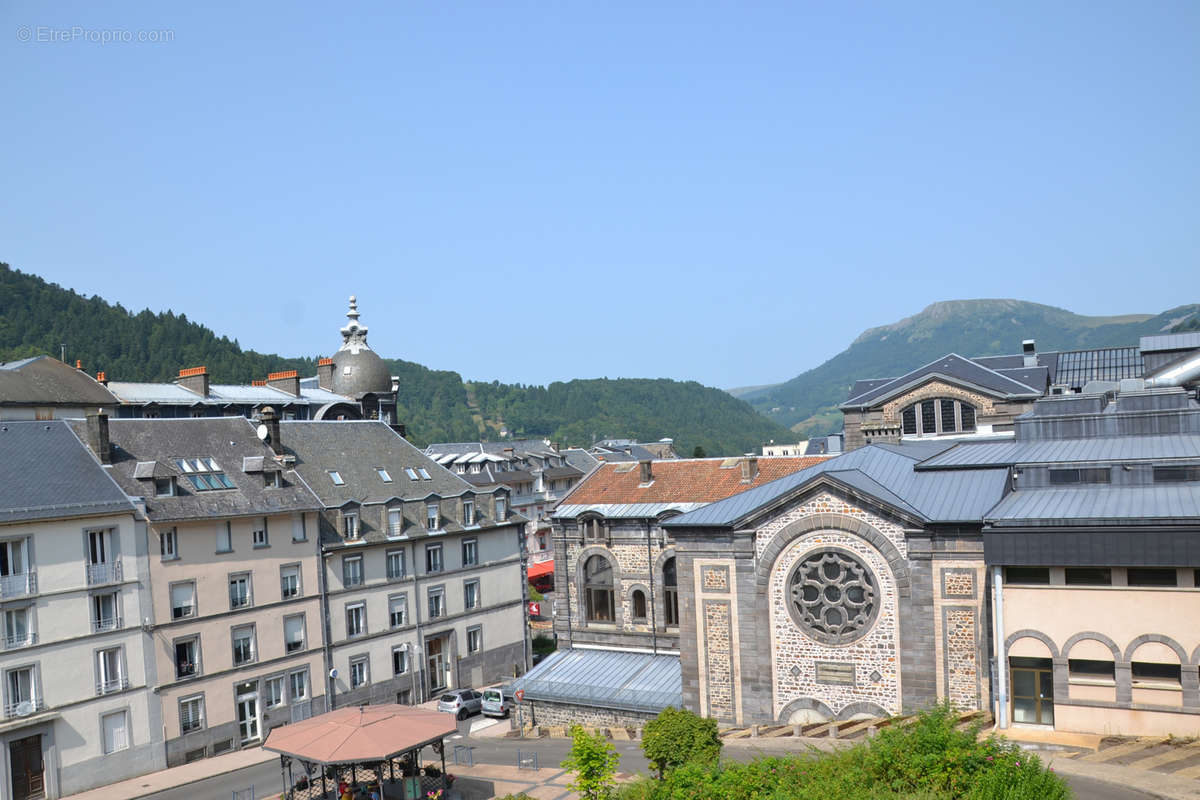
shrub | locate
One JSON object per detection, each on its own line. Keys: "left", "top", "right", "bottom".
{"left": 561, "top": 724, "right": 620, "bottom": 800}
{"left": 641, "top": 707, "right": 722, "bottom": 778}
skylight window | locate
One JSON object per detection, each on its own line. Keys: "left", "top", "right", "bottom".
{"left": 417, "top": 468, "right": 432, "bottom": 480}
{"left": 328, "top": 471, "right": 345, "bottom": 485}
{"left": 378, "top": 469, "right": 393, "bottom": 483}
{"left": 174, "top": 458, "right": 235, "bottom": 491}
{"left": 405, "top": 468, "right": 419, "bottom": 480}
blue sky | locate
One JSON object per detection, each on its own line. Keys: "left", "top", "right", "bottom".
{"left": 3, "top": 1, "right": 1197, "bottom": 389}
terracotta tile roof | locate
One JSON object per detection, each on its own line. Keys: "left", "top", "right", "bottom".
{"left": 558, "top": 456, "right": 831, "bottom": 506}
{"left": 263, "top": 705, "right": 458, "bottom": 764}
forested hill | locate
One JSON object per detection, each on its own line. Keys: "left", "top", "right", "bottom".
{"left": 742, "top": 298, "right": 1200, "bottom": 435}
{"left": 0, "top": 263, "right": 792, "bottom": 454}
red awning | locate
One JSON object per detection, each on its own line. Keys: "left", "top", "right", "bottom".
{"left": 527, "top": 560, "right": 554, "bottom": 579}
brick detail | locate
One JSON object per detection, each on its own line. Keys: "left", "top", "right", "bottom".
{"left": 702, "top": 566, "right": 729, "bottom": 592}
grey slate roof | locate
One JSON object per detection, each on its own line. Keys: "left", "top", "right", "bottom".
{"left": 841, "top": 354, "right": 1044, "bottom": 409}
{"left": 0, "top": 355, "right": 119, "bottom": 407}
{"left": 915, "top": 435, "right": 1200, "bottom": 470}
{"left": 0, "top": 421, "right": 135, "bottom": 524}
{"left": 664, "top": 441, "right": 1009, "bottom": 528}
{"left": 67, "top": 417, "right": 320, "bottom": 523}
{"left": 563, "top": 448, "right": 600, "bottom": 474}
{"left": 986, "top": 485, "right": 1200, "bottom": 527}
{"left": 511, "top": 649, "right": 681, "bottom": 713}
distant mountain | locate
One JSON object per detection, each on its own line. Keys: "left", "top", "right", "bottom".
{"left": 0, "top": 263, "right": 792, "bottom": 454}
{"left": 744, "top": 299, "right": 1200, "bottom": 434}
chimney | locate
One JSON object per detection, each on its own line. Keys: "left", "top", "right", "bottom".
{"left": 267, "top": 369, "right": 300, "bottom": 397}
{"left": 75, "top": 359, "right": 82, "bottom": 370}
{"left": 1022, "top": 339, "right": 1037, "bottom": 368}
{"left": 177, "top": 366, "right": 209, "bottom": 397}
{"left": 260, "top": 407, "right": 283, "bottom": 456}
{"left": 86, "top": 411, "right": 111, "bottom": 465}
{"left": 741, "top": 455, "right": 758, "bottom": 482}
{"left": 639, "top": 459, "right": 653, "bottom": 484}
{"left": 96, "top": 371, "right": 108, "bottom": 386}
{"left": 317, "top": 357, "right": 334, "bottom": 390}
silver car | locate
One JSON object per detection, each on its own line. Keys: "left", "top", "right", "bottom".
{"left": 437, "top": 689, "right": 482, "bottom": 720}
{"left": 481, "top": 687, "right": 513, "bottom": 718}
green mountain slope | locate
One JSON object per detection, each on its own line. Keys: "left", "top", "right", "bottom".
{"left": 0, "top": 263, "right": 791, "bottom": 454}
{"left": 746, "top": 299, "right": 1200, "bottom": 434}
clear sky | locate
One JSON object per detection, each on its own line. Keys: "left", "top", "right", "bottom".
{"left": 3, "top": 1, "right": 1198, "bottom": 389}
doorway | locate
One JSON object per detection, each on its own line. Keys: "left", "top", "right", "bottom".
{"left": 427, "top": 636, "right": 447, "bottom": 695}
{"left": 236, "top": 682, "right": 260, "bottom": 743}
{"left": 9, "top": 735, "right": 45, "bottom": 800}
{"left": 1010, "top": 657, "right": 1054, "bottom": 725}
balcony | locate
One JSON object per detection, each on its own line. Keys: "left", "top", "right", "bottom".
{"left": 2, "top": 631, "right": 37, "bottom": 650}
{"left": 0, "top": 572, "right": 37, "bottom": 599}
{"left": 3, "top": 697, "right": 44, "bottom": 719}
{"left": 96, "top": 676, "right": 130, "bottom": 696}
{"left": 86, "top": 561, "right": 123, "bottom": 586}
{"left": 93, "top": 615, "right": 124, "bottom": 633}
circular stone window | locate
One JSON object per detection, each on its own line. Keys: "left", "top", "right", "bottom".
{"left": 787, "top": 549, "right": 879, "bottom": 644}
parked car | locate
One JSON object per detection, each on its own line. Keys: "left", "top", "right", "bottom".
{"left": 437, "top": 689, "right": 483, "bottom": 720}
{"left": 481, "top": 686, "right": 514, "bottom": 718}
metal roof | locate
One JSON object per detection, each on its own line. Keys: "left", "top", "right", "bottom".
{"left": 986, "top": 485, "right": 1200, "bottom": 526}
{"left": 1053, "top": 347, "right": 1143, "bottom": 389}
{"left": 107, "top": 381, "right": 335, "bottom": 406}
{"left": 841, "top": 353, "right": 1043, "bottom": 409}
{"left": 511, "top": 649, "right": 681, "bottom": 713}
{"left": 554, "top": 502, "right": 707, "bottom": 519}
{"left": 916, "top": 435, "right": 1200, "bottom": 470}
{"left": 1140, "top": 332, "right": 1200, "bottom": 353}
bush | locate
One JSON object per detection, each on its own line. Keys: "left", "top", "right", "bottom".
{"left": 641, "top": 707, "right": 722, "bottom": 777}
{"left": 532, "top": 634, "right": 557, "bottom": 656}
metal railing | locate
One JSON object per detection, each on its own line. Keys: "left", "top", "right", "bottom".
{"left": 3, "top": 698, "right": 44, "bottom": 719}
{"left": 86, "top": 560, "right": 123, "bottom": 585}
{"left": 453, "top": 745, "right": 474, "bottom": 766}
{"left": 93, "top": 615, "right": 124, "bottom": 633}
{"left": 96, "top": 676, "right": 130, "bottom": 696}
{"left": 517, "top": 750, "right": 539, "bottom": 771}
{"left": 232, "top": 786, "right": 255, "bottom": 800}
{"left": 2, "top": 631, "right": 36, "bottom": 649}
{"left": 0, "top": 572, "right": 37, "bottom": 598}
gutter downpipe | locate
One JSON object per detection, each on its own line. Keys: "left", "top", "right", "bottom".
{"left": 647, "top": 519, "right": 658, "bottom": 655}
{"left": 413, "top": 539, "right": 425, "bottom": 703}
{"left": 992, "top": 564, "right": 1008, "bottom": 728}
{"left": 317, "top": 527, "right": 335, "bottom": 711}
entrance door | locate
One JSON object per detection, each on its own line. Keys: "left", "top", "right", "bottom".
{"left": 1010, "top": 657, "right": 1054, "bottom": 725}
{"left": 9, "top": 735, "right": 45, "bottom": 800}
{"left": 427, "top": 636, "right": 446, "bottom": 695}
{"left": 236, "top": 683, "right": 260, "bottom": 743}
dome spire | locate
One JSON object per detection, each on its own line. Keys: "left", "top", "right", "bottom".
{"left": 338, "top": 295, "right": 371, "bottom": 355}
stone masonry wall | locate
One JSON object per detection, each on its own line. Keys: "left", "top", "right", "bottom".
{"left": 522, "top": 700, "right": 658, "bottom": 730}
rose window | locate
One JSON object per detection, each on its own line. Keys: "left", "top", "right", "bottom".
{"left": 787, "top": 550, "right": 879, "bottom": 644}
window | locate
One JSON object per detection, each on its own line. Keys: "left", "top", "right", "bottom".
{"left": 292, "top": 513, "right": 307, "bottom": 542}
{"left": 4, "top": 666, "right": 36, "bottom": 714}
{"left": 289, "top": 669, "right": 308, "bottom": 701}
{"left": 426, "top": 543, "right": 443, "bottom": 573}
{"left": 175, "top": 458, "right": 235, "bottom": 491}
{"left": 0, "top": 538, "right": 29, "bottom": 583}
{"left": 350, "top": 657, "right": 369, "bottom": 688}
{"left": 1154, "top": 465, "right": 1200, "bottom": 483}
{"left": 582, "top": 517, "right": 605, "bottom": 542}
{"left": 387, "top": 509, "right": 404, "bottom": 538}
{"left": 264, "top": 676, "right": 284, "bottom": 708}
{"left": 386, "top": 549, "right": 406, "bottom": 580}
{"left": 264, "top": 471, "right": 283, "bottom": 489}
{"left": 179, "top": 694, "right": 205, "bottom": 733}
{"left": 427, "top": 587, "right": 445, "bottom": 619}
{"left": 631, "top": 589, "right": 647, "bottom": 621}
{"left": 280, "top": 564, "right": 301, "bottom": 599}
{"left": 464, "top": 580, "right": 480, "bottom": 610}
{"left": 345, "top": 603, "right": 365, "bottom": 637}
{"left": 342, "top": 555, "right": 363, "bottom": 587}
{"left": 1132, "top": 661, "right": 1182, "bottom": 687}
{"left": 466, "top": 625, "right": 482, "bottom": 654}
{"left": 154, "top": 477, "right": 175, "bottom": 497}
{"left": 160, "top": 528, "right": 178, "bottom": 559}
{"left": 2, "top": 606, "right": 33, "bottom": 648}
{"left": 426, "top": 503, "right": 440, "bottom": 531}
{"left": 1049, "top": 468, "right": 1111, "bottom": 485}
{"left": 405, "top": 468, "right": 419, "bottom": 480}
{"left": 901, "top": 398, "right": 977, "bottom": 436}
{"left": 1065, "top": 568, "right": 1111, "bottom": 585}
{"left": 584, "top": 555, "right": 615, "bottom": 623}
{"left": 101, "top": 710, "right": 130, "bottom": 754}
{"left": 229, "top": 573, "right": 252, "bottom": 609}
{"left": 1068, "top": 659, "right": 1115, "bottom": 682}
{"left": 217, "top": 521, "right": 233, "bottom": 553}
{"left": 171, "top": 581, "right": 197, "bottom": 619}
{"left": 93, "top": 592, "right": 120, "bottom": 632}
{"left": 85, "top": 527, "right": 116, "bottom": 583}
{"left": 284, "top": 615, "right": 305, "bottom": 653}
{"left": 1004, "top": 567, "right": 1050, "bottom": 585}
{"left": 175, "top": 637, "right": 200, "bottom": 679}
{"left": 462, "top": 538, "right": 478, "bottom": 567}
{"left": 342, "top": 512, "right": 360, "bottom": 540}
{"left": 392, "top": 646, "right": 408, "bottom": 675}
{"left": 328, "top": 471, "right": 345, "bottom": 485}
{"left": 377, "top": 468, "right": 393, "bottom": 483}
{"left": 389, "top": 594, "right": 408, "bottom": 628}
{"left": 417, "top": 468, "right": 431, "bottom": 480}
{"left": 462, "top": 499, "right": 475, "bottom": 526}
{"left": 495, "top": 495, "right": 507, "bottom": 520}
{"left": 1128, "top": 568, "right": 1178, "bottom": 587}
{"left": 232, "top": 625, "right": 256, "bottom": 665}
{"left": 663, "top": 557, "right": 679, "bottom": 627}
{"left": 252, "top": 519, "right": 268, "bottom": 548}
{"left": 96, "top": 646, "right": 126, "bottom": 694}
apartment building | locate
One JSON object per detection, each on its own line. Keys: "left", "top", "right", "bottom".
{"left": 282, "top": 421, "right": 529, "bottom": 708}
{"left": 69, "top": 414, "right": 326, "bottom": 767}
{"left": 0, "top": 421, "right": 162, "bottom": 800}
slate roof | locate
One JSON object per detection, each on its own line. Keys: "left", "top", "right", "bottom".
{"left": 915, "top": 435, "right": 1200, "bottom": 470}
{"left": 555, "top": 456, "right": 828, "bottom": 512}
{"left": 0, "top": 421, "right": 135, "bottom": 524}
{"left": 986, "top": 485, "right": 1200, "bottom": 527}
{"left": 66, "top": 417, "right": 320, "bottom": 523}
{"left": 664, "top": 442, "right": 1009, "bottom": 528}
{"left": 511, "top": 649, "right": 681, "bottom": 713}
{"left": 841, "top": 353, "right": 1044, "bottom": 409}
{"left": 563, "top": 448, "right": 600, "bottom": 474}
{"left": 0, "top": 355, "right": 118, "bottom": 407}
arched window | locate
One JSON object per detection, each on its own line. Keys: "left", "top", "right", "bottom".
{"left": 584, "top": 555, "right": 615, "bottom": 623}
{"left": 901, "top": 398, "right": 976, "bottom": 436}
{"left": 663, "top": 557, "right": 679, "bottom": 627}
{"left": 631, "top": 589, "right": 647, "bottom": 621}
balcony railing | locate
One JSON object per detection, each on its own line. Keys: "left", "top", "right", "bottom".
{"left": 93, "top": 615, "right": 123, "bottom": 633}
{"left": 0, "top": 572, "right": 37, "bottom": 599}
{"left": 96, "top": 676, "right": 130, "bottom": 696}
{"left": 176, "top": 661, "right": 197, "bottom": 680}
{"left": 2, "top": 631, "right": 37, "bottom": 649}
{"left": 3, "top": 697, "right": 44, "bottom": 719}
{"left": 86, "top": 560, "right": 123, "bottom": 585}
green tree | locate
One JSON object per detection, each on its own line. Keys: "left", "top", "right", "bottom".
{"left": 641, "top": 707, "right": 721, "bottom": 779}
{"left": 561, "top": 724, "right": 620, "bottom": 800}
{"left": 691, "top": 445, "right": 706, "bottom": 458}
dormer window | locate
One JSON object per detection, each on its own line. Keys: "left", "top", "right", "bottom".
{"left": 426, "top": 503, "right": 439, "bottom": 531}
{"left": 900, "top": 398, "right": 977, "bottom": 436}
{"left": 154, "top": 477, "right": 175, "bottom": 497}
{"left": 342, "top": 512, "right": 359, "bottom": 540}
{"left": 377, "top": 469, "right": 393, "bottom": 483}
{"left": 462, "top": 498, "right": 475, "bottom": 526}
{"left": 494, "top": 495, "right": 507, "bottom": 520}
{"left": 264, "top": 471, "right": 282, "bottom": 489}
{"left": 328, "top": 471, "right": 345, "bottom": 486}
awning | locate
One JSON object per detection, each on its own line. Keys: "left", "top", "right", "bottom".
{"left": 263, "top": 704, "right": 457, "bottom": 765}
{"left": 527, "top": 560, "right": 554, "bottom": 580}
{"left": 512, "top": 649, "right": 681, "bottom": 714}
